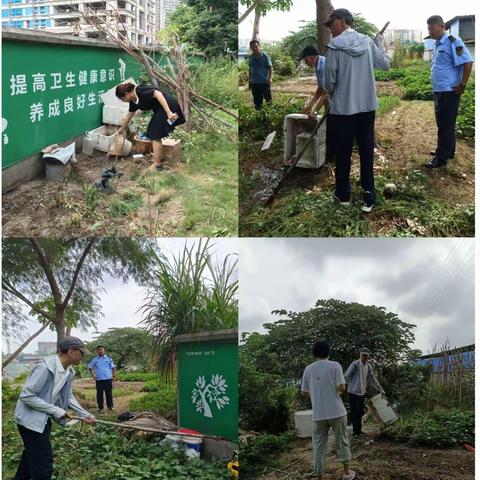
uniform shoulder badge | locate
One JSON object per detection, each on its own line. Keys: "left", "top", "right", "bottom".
{"left": 456, "top": 45, "right": 464, "bottom": 56}
{"left": 448, "top": 35, "right": 456, "bottom": 41}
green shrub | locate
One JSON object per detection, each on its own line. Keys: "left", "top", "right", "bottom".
{"left": 190, "top": 57, "right": 238, "bottom": 109}
{"left": 240, "top": 432, "right": 296, "bottom": 478}
{"left": 457, "top": 83, "right": 475, "bottom": 139}
{"left": 375, "top": 68, "right": 407, "bottom": 81}
{"left": 239, "top": 363, "right": 295, "bottom": 433}
{"left": 379, "top": 363, "right": 432, "bottom": 413}
{"left": 377, "top": 95, "right": 401, "bottom": 116}
{"left": 142, "top": 380, "right": 161, "bottom": 392}
{"left": 382, "top": 409, "right": 474, "bottom": 447}
{"left": 2, "top": 380, "right": 21, "bottom": 408}
{"left": 239, "top": 60, "right": 249, "bottom": 86}
{"left": 398, "top": 69, "right": 433, "bottom": 100}
{"left": 239, "top": 100, "right": 304, "bottom": 141}
{"left": 116, "top": 372, "right": 158, "bottom": 382}
{"left": 129, "top": 387, "right": 177, "bottom": 420}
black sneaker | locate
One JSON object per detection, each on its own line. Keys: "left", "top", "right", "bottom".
{"left": 430, "top": 150, "right": 455, "bottom": 159}
{"left": 362, "top": 192, "right": 375, "bottom": 213}
{"left": 333, "top": 193, "right": 350, "bottom": 206}
{"left": 425, "top": 157, "right": 447, "bottom": 169}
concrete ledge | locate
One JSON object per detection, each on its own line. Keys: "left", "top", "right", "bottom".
{"left": 2, "top": 133, "right": 85, "bottom": 193}
{"left": 202, "top": 438, "right": 237, "bottom": 461}
{"left": 175, "top": 329, "right": 238, "bottom": 345}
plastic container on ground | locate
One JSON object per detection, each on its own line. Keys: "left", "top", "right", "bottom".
{"left": 182, "top": 435, "right": 203, "bottom": 459}
{"left": 367, "top": 394, "right": 399, "bottom": 427}
{"left": 103, "top": 105, "right": 129, "bottom": 126}
{"left": 82, "top": 131, "right": 96, "bottom": 155}
{"left": 283, "top": 113, "right": 326, "bottom": 168}
{"left": 89, "top": 125, "right": 121, "bottom": 153}
{"left": 294, "top": 410, "right": 313, "bottom": 438}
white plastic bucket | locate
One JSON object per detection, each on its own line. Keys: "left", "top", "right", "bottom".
{"left": 182, "top": 435, "right": 203, "bottom": 453}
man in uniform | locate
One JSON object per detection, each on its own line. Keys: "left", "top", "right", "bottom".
{"left": 88, "top": 345, "right": 116, "bottom": 412}
{"left": 426, "top": 15, "right": 473, "bottom": 168}
{"left": 299, "top": 46, "right": 327, "bottom": 114}
{"left": 248, "top": 40, "right": 273, "bottom": 109}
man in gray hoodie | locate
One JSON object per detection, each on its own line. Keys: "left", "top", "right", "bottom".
{"left": 13, "top": 336, "right": 95, "bottom": 480}
{"left": 324, "top": 9, "right": 390, "bottom": 212}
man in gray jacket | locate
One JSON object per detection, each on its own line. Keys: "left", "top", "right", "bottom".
{"left": 344, "top": 348, "right": 384, "bottom": 437}
{"left": 324, "top": 9, "right": 390, "bottom": 212}
{"left": 13, "top": 336, "right": 95, "bottom": 480}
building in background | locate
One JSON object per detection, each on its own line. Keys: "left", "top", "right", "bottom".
{"left": 1, "top": 0, "right": 158, "bottom": 45}
{"left": 36, "top": 341, "right": 57, "bottom": 355}
{"left": 158, "top": 0, "right": 180, "bottom": 29}
{"left": 384, "top": 29, "right": 423, "bottom": 47}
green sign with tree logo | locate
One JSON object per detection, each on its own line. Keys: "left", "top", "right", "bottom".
{"left": 176, "top": 330, "right": 238, "bottom": 442}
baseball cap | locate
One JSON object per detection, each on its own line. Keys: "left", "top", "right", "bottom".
{"left": 298, "top": 45, "right": 320, "bottom": 61}
{"left": 324, "top": 8, "right": 354, "bottom": 27}
{"left": 59, "top": 336, "right": 90, "bottom": 355}
{"left": 360, "top": 347, "right": 371, "bottom": 355}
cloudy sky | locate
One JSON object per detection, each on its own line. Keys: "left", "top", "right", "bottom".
{"left": 4, "top": 238, "right": 238, "bottom": 354}
{"left": 239, "top": 0, "right": 477, "bottom": 41}
{"left": 239, "top": 238, "right": 474, "bottom": 354}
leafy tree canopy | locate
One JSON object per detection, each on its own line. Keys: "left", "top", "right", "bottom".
{"left": 241, "top": 299, "right": 416, "bottom": 382}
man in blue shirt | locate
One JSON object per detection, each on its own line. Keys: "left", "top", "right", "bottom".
{"left": 88, "top": 345, "right": 116, "bottom": 412}
{"left": 248, "top": 40, "right": 273, "bottom": 109}
{"left": 426, "top": 15, "right": 473, "bottom": 169}
{"left": 299, "top": 46, "right": 327, "bottom": 114}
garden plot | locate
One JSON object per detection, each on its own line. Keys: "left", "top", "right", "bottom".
{"left": 239, "top": 67, "right": 475, "bottom": 237}
{"left": 2, "top": 132, "right": 237, "bottom": 237}
{"left": 258, "top": 430, "right": 474, "bottom": 480}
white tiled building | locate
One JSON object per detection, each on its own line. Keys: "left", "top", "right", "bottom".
{"left": 1, "top": 0, "right": 158, "bottom": 45}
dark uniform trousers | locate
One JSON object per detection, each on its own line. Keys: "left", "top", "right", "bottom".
{"left": 15, "top": 420, "right": 53, "bottom": 480}
{"left": 434, "top": 91, "right": 461, "bottom": 161}
{"left": 96, "top": 378, "right": 114, "bottom": 410}
{"left": 251, "top": 83, "right": 272, "bottom": 109}
{"left": 348, "top": 393, "right": 365, "bottom": 435}
{"left": 329, "top": 111, "right": 376, "bottom": 203}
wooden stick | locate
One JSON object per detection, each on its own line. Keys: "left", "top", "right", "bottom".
{"left": 71, "top": 416, "right": 226, "bottom": 441}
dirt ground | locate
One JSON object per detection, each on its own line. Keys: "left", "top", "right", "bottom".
{"left": 240, "top": 77, "right": 475, "bottom": 235}
{"left": 73, "top": 378, "right": 145, "bottom": 414}
{"left": 256, "top": 426, "right": 474, "bottom": 480}
{"left": 2, "top": 151, "right": 185, "bottom": 237}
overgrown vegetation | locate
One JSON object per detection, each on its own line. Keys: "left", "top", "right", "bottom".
{"left": 382, "top": 409, "right": 474, "bottom": 448}
{"left": 2, "top": 413, "right": 230, "bottom": 480}
{"left": 240, "top": 432, "right": 296, "bottom": 478}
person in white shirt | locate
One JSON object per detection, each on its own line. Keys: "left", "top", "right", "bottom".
{"left": 344, "top": 347, "right": 384, "bottom": 437}
{"left": 302, "top": 341, "right": 357, "bottom": 480}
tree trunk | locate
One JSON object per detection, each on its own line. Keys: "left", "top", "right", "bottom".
{"left": 316, "top": 0, "right": 333, "bottom": 54}
{"left": 2, "top": 321, "right": 52, "bottom": 369}
{"left": 251, "top": 11, "right": 261, "bottom": 41}
{"left": 56, "top": 307, "right": 66, "bottom": 350}
{"left": 238, "top": 1, "right": 258, "bottom": 24}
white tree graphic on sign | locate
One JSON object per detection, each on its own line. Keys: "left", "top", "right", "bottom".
{"left": 191, "top": 374, "right": 230, "bottom": 418}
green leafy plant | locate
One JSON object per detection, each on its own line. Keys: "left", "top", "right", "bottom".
{"left": 382, "top": 409, "right": 474, "bottom": 447}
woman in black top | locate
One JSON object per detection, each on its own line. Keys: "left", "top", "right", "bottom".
{"left": 115, "top": 82, "right": 186, "bottom": 170}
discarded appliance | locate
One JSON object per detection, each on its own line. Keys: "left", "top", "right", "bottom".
{"left": 43, "top": 142, "right": 75, "bottom": 181}
{"left": 283, "top": 113, "right": 326, "bottom": 169}
{"left": 367, "top": 394, "right": 399, "bottom": 427}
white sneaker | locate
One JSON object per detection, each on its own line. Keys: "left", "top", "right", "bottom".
{"left": 343, "top": 470, "right": 357, "bottom": 480}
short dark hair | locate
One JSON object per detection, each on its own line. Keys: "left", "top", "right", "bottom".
{"left": 312, "top": 341, "right": 330, "bottom": 359}
{"left": 427, "top": 15, "right": 444, "bottom": 25}
{"left": 249, "top": 40, "right": 259, "bottom": 46}
{"left": 115, "top": 82, "right": 135, "bottom": 99}
{"left": 96, "top": 345, "right": 105, "bottom": 349}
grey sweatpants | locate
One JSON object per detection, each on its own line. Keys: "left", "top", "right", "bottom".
{"left": 312, "top": 415, "right": 352, "bottom": 474}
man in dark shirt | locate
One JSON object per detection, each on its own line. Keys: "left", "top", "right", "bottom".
{"left": 248, "top": 40, "right": 273, "bottom": 109}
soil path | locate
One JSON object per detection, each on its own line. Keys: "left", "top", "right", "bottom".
{"left": 257, "top": 431, "right": 474, "bottom": 480}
